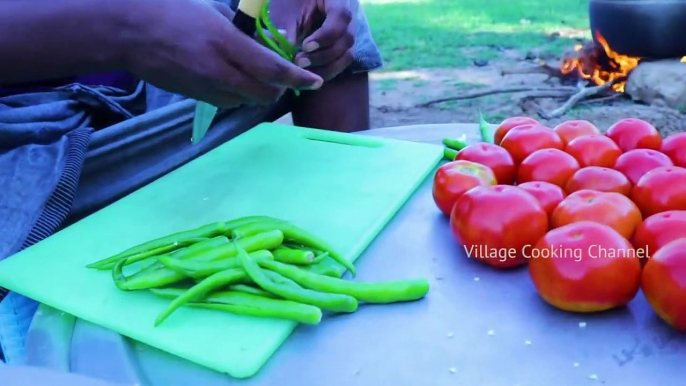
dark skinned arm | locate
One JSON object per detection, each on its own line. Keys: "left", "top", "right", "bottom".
{"left": 0, "top": 0, "right": 323, "bottom": 106}
{"left": 0, "top": 0, "right": 134, "bottom": 85}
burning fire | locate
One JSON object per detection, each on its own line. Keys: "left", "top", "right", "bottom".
{"left": 561, "top": 31, "right": 639, "bottom": 93}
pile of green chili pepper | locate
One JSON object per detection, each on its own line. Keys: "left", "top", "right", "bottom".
{"left": 87, "top": 216, "right": 430, "bottom": 326}
{"left": 442, "top": 110, "right": 494, "bottom": 160}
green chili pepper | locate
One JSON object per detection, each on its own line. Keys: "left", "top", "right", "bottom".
{"left": 208, "top": 290, "right": 320, "bottom": 324}
{"left": 284, "top": 243, "right": 326, "bottom": 258}
{"left": 95, "top": 237, "right": 208, "bottom": 271}
{"left": 235, "top": 241, "right": 358, "bottom": 313}
{"left": 283, "top": 244, "right": 328, "bottom": 264}
{"left": 149, "top": 287, "right": 185, "bottom": 298}
{"left": 118, "top": 231, "right": 282, "bottom": 290}
{"left": 442, "top": 138, "right": 468, "bottom": 151}
{"left": 255, "top": 0, "right": 301, "bottom": 96}
{"left": 227, "top": 284, "right": 279, "bottom": 299}
{"left": 478, "top": 110, "right": 494, "bottom": 143}
{"left": 232, "top": 221, "right": 357, "bottom": 277}
{"left": 256, "top": 17, "right": 289, "bottom": 59}
{"left": 197, "top": 231, "right": 283, "bottom": 262}
{"left": 259, "top": 260, "right": 430, "bottom": 303}
{"left": 260, "top": 0, "right": 296, "bottom": 59}
{"left": 151, "top": 285, "right": 278, "bottom": 300}
{"left": 153, "top": 268, "right": 250, "bottom": 326}
{"left": 193, "top": 302, "right": 321, "bottom": 324}
{"left": 151, "top": 288, "right": 321, "bottom": 325}
{"left": 284, "top": 243, "right": 322, "bottom": 252}
{"left": 111, "top": 236, "right": 231, "bottom": 291}
{"left": 224, "top": 216, "right": 283, "bottom": 234}
{"left": 444, "top": 147, "right": 458, "bottom": 161}
{"left": 299, "top": 256, "right": 341, "bottom": 277}
{"left": 311, "top": 251, "right": 329, "bottom": 264}
{"left": 272, "top": 246, "right": 315, "bottom": 265}
{"left": 157, "top": 250, "right": 274, "bottom": 279}
{"left": 116, "top": 231, "right": 283, "bottom": 291}
{"left": 87, "top": 222, "right": 227, "bottom": 269}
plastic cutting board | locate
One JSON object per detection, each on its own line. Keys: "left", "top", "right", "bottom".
{"left": 0, "top": 123, "right": 442, "bottom": 378}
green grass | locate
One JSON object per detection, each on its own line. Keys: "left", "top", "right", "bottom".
{"left": 363, "top": 0, "right": 591, "bottom": 70}
{"left": 377, "top": 79, "right": 399, "bottom": 91}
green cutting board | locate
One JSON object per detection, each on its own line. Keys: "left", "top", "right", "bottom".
{"left": 0, "top": 123, "right": 442, "bottom": 378}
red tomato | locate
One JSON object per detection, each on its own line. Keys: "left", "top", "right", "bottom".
{"left": 565, "top": 166, "right": 632, "bottom": 196}
{"left": 614, "top": 149, "right": 673, "bottom": 185}
{"left": 529, "top": 221, "right": 641, "bottom": 312}
{"left": 455, "top": 142, "right": 516, "bottom": 184}
{"left": 631, "top": 166, "right": 686, "bottom": 217}
{"left": 432, "top": 160, "right": 497, "bottom": 216}
{"left": 633, "top": 210, "right": 686, "bottom": 266}
{"left": 493, "top": 116, "right": 540, "bottom": 145}
{"left": 642, "top": 238, "right": 686, "bottom": 331}
{"left": 553, "top": 120, "right": 600, "bottom": 146}
{"left": 450, "top": 185, "right": 548, "bottom": 268}
{"left": 551, "top": 189, "right": 642, "bottom": 239}
{"left": 517, "top": 148, "right": 579, "bottom": 188}
{"left": 661, "top": 132, "right": 686, "bottom": 167}
{"left": 517, "top": 181, "right": 567, "bottom": 218}
{"left": 605, "top": 118, "right": 662, "bottom": 152}
{"left": 565, "top": 134, "right": 622, "bottom": 168}
{"left": 500, "top": 124, "right": 564, "bottom": 164}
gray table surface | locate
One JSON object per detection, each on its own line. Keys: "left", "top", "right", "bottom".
{"left": 17, "top": 124, "right": 686, "bottom": 386}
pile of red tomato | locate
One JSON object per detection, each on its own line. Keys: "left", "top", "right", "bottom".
{"left": 432, "top": 116, "right": 686, "bottom": 331}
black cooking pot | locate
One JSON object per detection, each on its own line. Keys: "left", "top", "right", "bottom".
{"left": 589, "top": 0, "right": 686, "bottom": 58}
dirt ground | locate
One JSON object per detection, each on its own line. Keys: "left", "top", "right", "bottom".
{"left": 278, "top": 56, "right": 686, "bottom": 137}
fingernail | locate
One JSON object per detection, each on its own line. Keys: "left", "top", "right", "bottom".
{"left": 296, "top": 58, "right": 311, "bottom": 68}
{"left": 303, "top": 41, "right": 319, "bottom": 52}
{"left": 306, "top": 78, "right": 323, "bottom": 90}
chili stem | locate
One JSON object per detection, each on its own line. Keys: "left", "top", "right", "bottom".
{"left": 272, "top": 246, "right": 316, "bottom": 265}
{"left": 442, "top": 138, "right": 468, "bottom": 151}
{"left": 478, "top": 109, "right": 494, "bottom": 143}
{"left": 444, "top": 147, "right": 458, "bottom": 161}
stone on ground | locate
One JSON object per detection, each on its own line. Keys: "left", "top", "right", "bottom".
{"left": 626, "top": 59, "right": 686, "bottom": 111}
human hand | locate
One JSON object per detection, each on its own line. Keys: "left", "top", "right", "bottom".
{"left": 124, "top": 0, "right": 323, "bottom": 108}
{"left": 269, "top": 0, "right": 357, "bottom": 81}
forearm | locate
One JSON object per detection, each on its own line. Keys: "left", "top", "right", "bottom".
{"left": 0, "top": 0, "right": 139, "bottom": 85}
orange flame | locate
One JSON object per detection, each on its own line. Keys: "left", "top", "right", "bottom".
{"left": 561, "top": 31, "right": 640, "bottom": 93}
